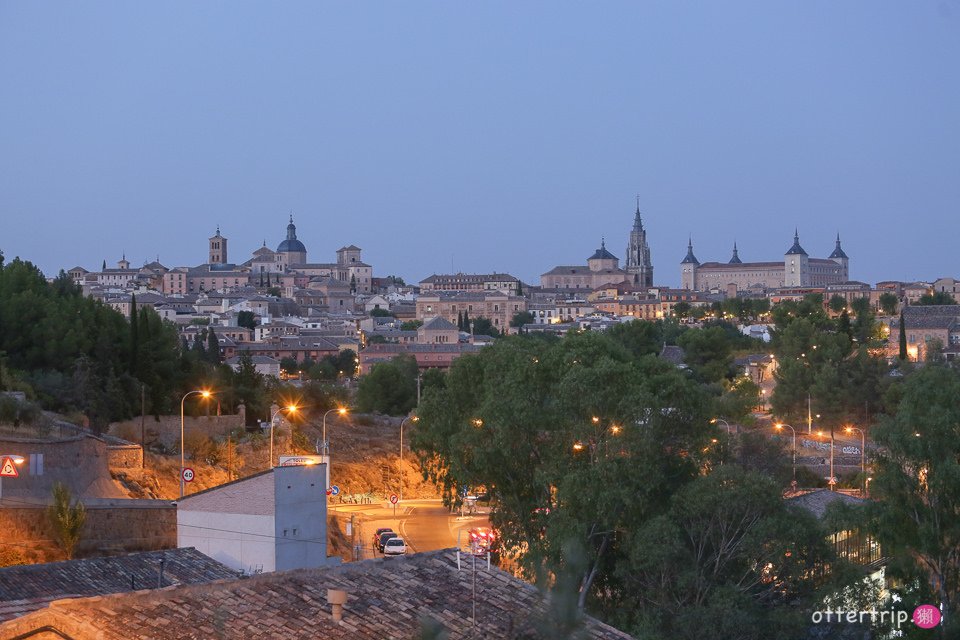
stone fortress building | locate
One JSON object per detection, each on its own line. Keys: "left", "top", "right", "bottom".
{"left": 681, "top": 231, "right": 849, "bottom": 292}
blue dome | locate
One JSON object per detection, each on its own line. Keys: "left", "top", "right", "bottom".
{"left": 277, "top": 238, "right": 307, "bottom": 253}
{"left": 277, "top": 216, "right": 307, "bottom": 254}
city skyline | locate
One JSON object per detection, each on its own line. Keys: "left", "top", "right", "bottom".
{"left": 2, "top": 3, "right": 959, "bottom": 285}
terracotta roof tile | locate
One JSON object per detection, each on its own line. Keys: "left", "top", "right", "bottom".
{"left": 0, "top": 550, "right": 634, "bottom": 639}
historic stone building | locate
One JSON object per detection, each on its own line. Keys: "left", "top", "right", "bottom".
{"left": 680, "top": 231, "right": 850, "bottom": 292}
{"left": 542, "top": 202, "right": 654, "bottom": 291}
{"left": 624, "top": 201, "right": 654, "bottom": 287}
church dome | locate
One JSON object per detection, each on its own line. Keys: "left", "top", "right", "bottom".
{"left": 277, "top": 216, "right": 307, "bottom": 253}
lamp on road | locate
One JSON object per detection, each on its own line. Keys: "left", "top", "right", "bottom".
{"left": 845, "top": 426, "right": 867, "bottom": 496}
{"left": 269, "top": 403, "right": 299, "bottom": 469}
{"left": 180, "top": 389, "right": 212, "bottom": 498}
{"left": 774, "top": 423, "right": 797, "bottom": 483}
{"left": 321, "top": 407, "right": 348, "bottom": 457}
{"left": 399, "top": 415, "right": 418, "bottom": 502}
{"left": 710, "top": 418, "right": 733, "bottom": 435}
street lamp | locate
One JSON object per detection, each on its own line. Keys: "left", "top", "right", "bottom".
{"left": 774, "top": 423, "right": 797, "bottom": 483}
{"left": 817, "top": 429, "right": 836, "bottom": 491}
{"left": 0, "top": 455, "right": 25, "bottom": 501}
{"left": 269, "top": 403, "right": 299, "bottom": 469}
{"left": 180, "top": 389, "right": 212, "bottom": 498}
{"left": 845, "top": 426, "right": 867, "bottom": 496}
{"left": 321, "top": 407, "right": 348, "bottom": 457}
{"left": 399, "top": 415, "right": 418, "bottom": 502}
{"left": 710, "top": 418, "right": 733, "bottom": 435}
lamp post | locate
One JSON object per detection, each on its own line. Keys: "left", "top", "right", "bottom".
{"left": 180, "top": 389, "right": 211, "bottom": 498}
{"left": 710, "top": 417, "right": 733, "bottom": 436}
{"left": 399, "top": 415, "right": 418, "bottom": 502}
{"left": 0, "top": 455, "right": 25, "bottom": 501}
{"left": 774, "top": 423, "right": 797, "bottom": 483}
{"left": 269, "top": 404, "right": 299, "bottom": 469}
{"left": 845, "top": 426, "right": 867, "bottom": 496}
{"left": 818, "top": 429, "right": 835, "bottom": 491}
{"left": 321, "top": 407, "right": 348, "bottom": 457}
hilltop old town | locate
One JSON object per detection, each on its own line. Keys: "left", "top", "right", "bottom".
{"left": 2, "top": 204, "right": 960, "bottom": 639}
{"left": 3, "top": 3, "right": 959, "bottom": 639}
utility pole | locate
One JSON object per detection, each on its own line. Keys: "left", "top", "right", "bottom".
{"left": 140, "top": 384, "right": 146, "bottom": 469}
{"left": 227, "top": 434, "right": 233, "bottom": 481}
{"left": 807, "top": 393, "right": 812, "bottom": 434}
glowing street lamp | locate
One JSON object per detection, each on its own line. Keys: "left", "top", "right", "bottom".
{"left": 774, "top": 423, "right": 797, "bottom": 482}
{"left": 269, "top": 403, "right": 299, "bottom": 469}
{"left": 399, "top": 415, "right": 418, "bottom": 502}
{"left": 845, "top": 426, "right": 867, "bottom": 495}
{"left": 180, "top": 389, "right": 212, "bottom": 498}
{"left": 321, "top": 407, "right": 348, "bottom": 457}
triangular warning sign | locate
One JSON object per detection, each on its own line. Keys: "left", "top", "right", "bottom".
{"left": 0, "top": 457, "right": 18, "bottom": 478}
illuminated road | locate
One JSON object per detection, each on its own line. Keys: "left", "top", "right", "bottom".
{"left": 330, "top": 499, "right": 490, "bottom": 559}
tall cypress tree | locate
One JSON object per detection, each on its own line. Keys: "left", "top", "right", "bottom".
{"left": 457, "top": 311, "right": 464, "bottom": 331}
{"left": 207, "top": 327, "right": 221, "bottom": 365}
{"left": 899, "top": 312, "right": 908, "bottom": 360}
{"left": 129, "top": 294, "right": 139, "bottom": 374}
{"left": 462, "top": 310, "right": 470, "bottom": 332}
{"left": 515, "top": 280, "right": 523, "bottom": 296}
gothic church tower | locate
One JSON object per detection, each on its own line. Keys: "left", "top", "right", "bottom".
{"left": 625, "top": 200, "right": 654, "bottom": 287}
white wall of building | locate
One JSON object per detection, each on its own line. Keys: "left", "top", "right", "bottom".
{"left": 178, "top": 510, "right": 275, "bottom": 574}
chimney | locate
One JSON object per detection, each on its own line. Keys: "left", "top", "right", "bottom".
{"left": 327, "top": 589, "right": 348, "bottom": 623}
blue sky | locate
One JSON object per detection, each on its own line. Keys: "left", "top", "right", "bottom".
{"left": 1, "top": 2, "right": 958, "bottom": 286}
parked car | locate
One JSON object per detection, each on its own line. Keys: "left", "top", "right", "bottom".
{"left": 383, "top": 537, "right": 407, "bottom": 556}
{"left": 377, "top": 531, "right": 399, "bottom": 553}
{"left": 372, "top": 527, "right": 394, "bottom": 549}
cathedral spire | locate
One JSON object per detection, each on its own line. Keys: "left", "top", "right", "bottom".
{"left": 729, "top": 241, "right": 742, "bottom": 264}
{"left": 634, "top": 196, "right": 644, "bottom": 231}
{"left": 681, "top": 236, "right": 699, "bottom": 264}
{"left": 829, "top": 232, "right": 849, "bottom": 260}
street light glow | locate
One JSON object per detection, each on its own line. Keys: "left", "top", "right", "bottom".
{"left": 338, "top": 407, "right": 348, "bottom": 416}
{"left": 591, "top": 416, "right": 600, "bottom": 424}
{"left": 573, "top": 441, "right": 585, "bottom": 452}
{"left": 472, "top": 418, "right": 483, "bottom": 428}
{"left": 610, "top": 425, "right": 621, "bottom": 435}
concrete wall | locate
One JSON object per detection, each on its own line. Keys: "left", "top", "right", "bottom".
{"left": 0, "top": 434, "right": 125, "bottom": 500}
{"left": 178, "top": 510, "right": 275, "bottom": 574}
{"left": 0, "top": 499, "right": 175, "bottom": 560}
{"left": 274, "top": 464, "right": 329, "bottom": 571}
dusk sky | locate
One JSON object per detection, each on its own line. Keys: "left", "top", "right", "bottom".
{"left": 1, "top": 2, "right": 958, "bottom": 287}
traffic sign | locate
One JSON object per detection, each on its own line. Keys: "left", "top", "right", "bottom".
{"left": 326, "top": 487, "right": 333, "bottom": 495}
{"left": 389, "top": 494, "right": 399, "bottom": 505}
{"left": 331, "top": 485, "right": 340, "bottom": 496}
{"left": 182, "top": 468, "right": 195, "bottom": 483}
{"left": 0, "top": 458, "right": 19, "bottom": 478}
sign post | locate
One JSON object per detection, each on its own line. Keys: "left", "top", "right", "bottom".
{"left": 390, "top": 493, "right": 399, "bottom": 517}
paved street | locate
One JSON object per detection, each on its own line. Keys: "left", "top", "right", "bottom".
{"left": 329, "top": 499, "right": 491, "bottom": 559}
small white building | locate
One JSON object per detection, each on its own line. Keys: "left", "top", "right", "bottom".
{"left": 176, "top": 464, "right": 337, "bottom": 574}
{"left": 225, "top": 355, "right": 281, "bottom": 378}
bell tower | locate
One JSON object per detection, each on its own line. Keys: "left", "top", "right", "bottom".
{"left": 209, "top": 226, "right": 228, "bottom": 265}
{"left": 625, "top": 198, "right": 654, "bottom": 287}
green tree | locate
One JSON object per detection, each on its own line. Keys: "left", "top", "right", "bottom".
{"left": 47, "top": 482, "right": 86, "bottom": 559}
{"left": 237, "top": 310, "right": 258, "bottom": 330}
{"left": 461, "top": 310, "right": 470, "bottom": 331}
{"left": 606, "top": 320, "right": 663, "bottom": 359}
{"left": 918, "top": 291, "right": 957, "bottom": 305}
{"left": 879, "top": 292, "right": 899, "bottom": 316}
{"left": 129, "top": 294, "right": 139, "bottom": 373}
{"left": 369, "top": 307, "right": 392, "bottom": 318}
{"left": 869, "top": 365, "right": 960, "bottom": 632}
{"left": 510, "top": 311, "right": 534, "bottom": 328}
{"left": 471, "top": 316, "right": 499, "bottom": 337}
{"left": 457, "top": 311, "right": 464, "bottom": 331}
{"left": 899, "top": 312, "right": 908, "bottom": 360}
{"left": 412, "top": 332, "right": 716, "bottom": 625}
{"left": 279, "top": 357, "right": 299, "bottom": 374}
{"left": 515, "top": 280, "right": 524, "bottom": 296}
{"left": 355, "top": 355, "right": 418, "bottom": 415}
{"left": 677, "top": 326, "right": 733, "bottom": 383}
{"left": 401, "top": 320, "right": 423, "bottom": 331}
{"left": 673, "top": 301, "right": 691, "bottom": 319}
{"left": 828, "top": 294, "right": 847, "bottom": 314}
{"left": 206, "top": 328, "right": 221, "bottom": 365}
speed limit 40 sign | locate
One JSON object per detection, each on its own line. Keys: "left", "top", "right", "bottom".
{"left": 182, "top": 468, "right": 195, "bottom": 483}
